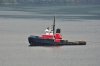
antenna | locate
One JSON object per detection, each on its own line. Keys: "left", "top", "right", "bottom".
{"left": 53, "top": 16, "right": 55, "bottom": 35}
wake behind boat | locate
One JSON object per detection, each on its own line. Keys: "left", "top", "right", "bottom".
{"left": 28, "top": 16, "right": 86, "bottom": 46}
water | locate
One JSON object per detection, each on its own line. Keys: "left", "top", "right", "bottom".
{"left": 0, "top": 5, "right": 100, "bottom": 20}
{"left": 0, "top": 4, "right": 100, "bottom": 66}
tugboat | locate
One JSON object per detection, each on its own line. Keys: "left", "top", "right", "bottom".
{"left": 28, "top": 16, "right": 86, "bottom": 46}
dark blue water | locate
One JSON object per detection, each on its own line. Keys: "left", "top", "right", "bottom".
{"left": 0, "top": 5, "right": 100, "bottom": 20}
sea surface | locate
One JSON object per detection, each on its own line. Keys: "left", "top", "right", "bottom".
{"left": 0, "top": 5, "right": 100, "bottom": 66}
{"left": 0, "top": 5, "right": 100, "bottom": 20}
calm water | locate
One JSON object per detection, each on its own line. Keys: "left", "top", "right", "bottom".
{"left": 0, "top": 5, "right": 100, "bottom": 66}
{"left": 0, "top": 5, "right": 100, "bottom": 20}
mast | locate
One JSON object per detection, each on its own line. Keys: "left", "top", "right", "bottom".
{"left": 53, "top": 16, "right": 55, "bottom": 35}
